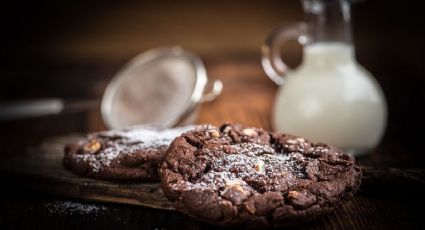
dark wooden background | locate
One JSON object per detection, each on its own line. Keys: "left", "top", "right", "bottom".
{"left": 1, "top": 0, "right": 425, "bottom": 229}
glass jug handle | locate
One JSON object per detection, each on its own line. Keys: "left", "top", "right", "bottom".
{"left": 261, "top": 22, "right": 308, "bottom": 85}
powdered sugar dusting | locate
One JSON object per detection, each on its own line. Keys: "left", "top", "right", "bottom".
{"left": 43, "top": 200, "right": 107, "bottom": 216}
{"left": 173, "top": 142, "right": 307, "bottom": 192}
{"left": 74, "top": 126, "right": 195, "bottom": 172}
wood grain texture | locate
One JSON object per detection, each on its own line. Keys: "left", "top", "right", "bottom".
{"left": 198, "top": 60, "right": 276, "bottom": 129}
{"left": 1, "top": 133, "right": 425, "bottom": 230}
{"left": 0, "top": 136, "right": 173, "bottom": 211}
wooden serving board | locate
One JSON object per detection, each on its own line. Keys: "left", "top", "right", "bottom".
{"left": 0, "top": 135, "right": 174, "bottom": 210}
{"left": 1, "top": 135, "right": 425, "bottom": 212}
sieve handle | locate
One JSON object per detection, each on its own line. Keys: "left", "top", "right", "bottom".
{"left": 0, "top": 98, "right": 98, "bottom": 121}
{"left": 200, "top": 79, "right": 223, "bottom": 103}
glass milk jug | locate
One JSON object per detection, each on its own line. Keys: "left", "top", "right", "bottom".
{"left": 261, "top": 0, "right": 387, "bottom": 155}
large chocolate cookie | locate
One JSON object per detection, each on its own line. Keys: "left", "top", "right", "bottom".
{"left": 64, "top": 125, "right": 194, "bottom": 181}
{"left": 160, "top": 124, "right": 361, "bottom": 227}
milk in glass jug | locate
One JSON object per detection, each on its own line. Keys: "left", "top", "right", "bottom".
{"left": 261, "top": 0, "right": 387, "bottom": 155}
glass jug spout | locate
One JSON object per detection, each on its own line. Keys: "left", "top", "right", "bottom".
{"left": 302, "top": 0, "right": 353, "bottom": 45}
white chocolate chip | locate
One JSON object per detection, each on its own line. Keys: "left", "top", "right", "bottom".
{"left": 296, "top": 138, "right": 305, "bottom": 143}
{"left": 225, "top": 179, "right": 244, "bottom": 187}
{"left": 287, "top": 190, "right": 299, "bottom": 199}
{"left": 221, "top": 183, "right": 248, "bottom": 196}
{"left": 242, "top": 128, "right": 257, "bottom": 136}
{"left": 222, "top": 126, "right": 232, "bottom": 133}
{"left": 83, "top": 139, "right": 101, "bottom": 154}
{"left": 254, "top": 159, "right": 265, "bottom": 173}
{"left": 286, "top": 139, "right": 297, "bottom": 144}
{"left": 209, "top": 129, "right": 220, "bottom": 138}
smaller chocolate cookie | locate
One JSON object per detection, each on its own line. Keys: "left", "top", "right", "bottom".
{"left": 64, "top": 125, "right": 194, "bottom": 181}
{"left": 160, "top": 124, "right": 361, "bottom": 227}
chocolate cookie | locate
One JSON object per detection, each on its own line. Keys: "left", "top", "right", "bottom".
{"left": 160, "top": 124, "right": 361, "bottom": 227}
{"left": 64, "top": 125, "right": 194, "bottom": 181}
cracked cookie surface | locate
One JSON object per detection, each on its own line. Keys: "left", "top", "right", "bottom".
{"left": 160, "top": 124, "right": 361, "bottom": 227}
{"left": 64, "top": 125, "right": 194, "bottom": 181}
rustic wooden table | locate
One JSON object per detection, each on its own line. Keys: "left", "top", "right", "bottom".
{"left": 1, "top": 0, "right": 425, "bottom": 228}
{"left": 0, "top": 57, "right": 424, "bottom": 229}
